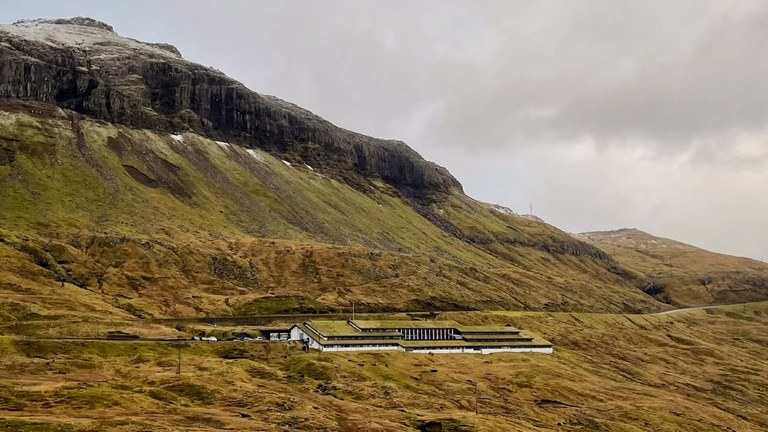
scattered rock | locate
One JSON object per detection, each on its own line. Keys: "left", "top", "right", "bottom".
{"left": 416, "top": 419, "right": 475, "bottom": 432}
{"left": 0, "top": 147, "right": 15, "bottom": 165}
{"left": 534, "top": 399, "right": 579, "bottom": 408}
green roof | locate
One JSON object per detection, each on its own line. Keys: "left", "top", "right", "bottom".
{"left": 351, "top": 320, "right": 521, "bottom": 333}
{"left": 458, "top": 326, "right": 521, "bottom": 333}
{"left": 306, "top": 321, "right": 401, "bottom": 337}
{"left": 352, "top": 320, "right": 463, "bottom": 329}
{"left": 461, "top": 334, "right": 533, "bottom": 341}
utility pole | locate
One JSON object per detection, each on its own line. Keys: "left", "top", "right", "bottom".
{"left": 467, "top": 380, "right": 478, "bottom": 415}
{"left": 352, "top": 302, "right": 355, "bottom": 321}
{"left": 529, "top": 203, "right": 533, "bottom": 215}
{"left": 176, "top": 346, "right": 181, "bottom": 375}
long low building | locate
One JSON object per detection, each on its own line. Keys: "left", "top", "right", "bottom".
{"left": 289, "top": 319, "right": 553, "bottom": 354}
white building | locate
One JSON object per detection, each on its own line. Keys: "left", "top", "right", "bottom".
{"left": 288, "top": 320, "right": 553, "bottom": 354}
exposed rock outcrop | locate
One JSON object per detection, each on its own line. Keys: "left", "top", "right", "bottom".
{"left": 0, "top": 146, "right": 15, "bottom": 165}
{"left": 0, "top": 17, "right": 460, "bottom": 196}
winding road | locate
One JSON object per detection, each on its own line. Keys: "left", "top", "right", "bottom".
{"left": 654, "top": 301, "right": 762, "bottom": 315}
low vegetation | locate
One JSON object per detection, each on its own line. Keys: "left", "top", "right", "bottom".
{"left": 0, "top": 102, "right": 663, "bottom": 317}
{"left": 0, "top": 304, "right": 766, "bottom": 431}
{"left": 2, "top": 97, "right": 766, "bottom": 431}
{"left": 579, "top": 229, "right": 768, "bottom": 307}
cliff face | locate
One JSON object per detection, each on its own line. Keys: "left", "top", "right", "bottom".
{"left": 0, "top": 102, "right": 666, "bottom": 315}
{"left": 0, "top": 18, "right": 460, "bottom": 195}
{"left": 0, "top": 17, "right": 672, "bottom": 315}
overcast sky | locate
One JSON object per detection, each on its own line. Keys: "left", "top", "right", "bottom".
{"left": 2, "top": 0, "right": 767, "bottom": 260}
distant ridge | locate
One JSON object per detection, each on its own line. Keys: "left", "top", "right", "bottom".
{"left": 577, "top": 228, "right": 768, "bottom": 307}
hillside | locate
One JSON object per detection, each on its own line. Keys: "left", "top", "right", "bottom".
{"left": 577, "top": 228, "right": 768, "bottom": 307}
{"left": 0, "top": 100, "right": 659, "bottom": 319}
{"left": 1, "top": 303, "right": 766, "bottom": 431}
{"left": 2, "top": 16, "right": 768, "bottom": 432}
{"left": 0, "top": 17, "right": 459, "bottom": 197}
{"left": 0, "top": 18, "right": 666, "bottom": 319}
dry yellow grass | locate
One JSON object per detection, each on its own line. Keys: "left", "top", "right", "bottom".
{"left": 2, "top": 98, "right": 767, "bottom": 431}
{"left": 0, "top": 101, "right": 663, "bottom": 316}
{"left": 578, "top": 229, "right": 768, "bottom": 306}
{"left": 0, "top": 304, "right": 766, "bottom": 431}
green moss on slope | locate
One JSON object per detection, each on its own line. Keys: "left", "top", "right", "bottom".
{"left": 0, "top": 101, "right": 663, "bottom": 316}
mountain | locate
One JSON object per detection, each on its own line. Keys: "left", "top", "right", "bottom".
{"left": 577, "top": 228, "right": 768, "bottom": 307}
{"left": 0, "top": 17, "right": 458, "bottom": 197}
{"left": 0, "top": 17, "right": 661, "bottom": 319}
{"left": 3, "top": 17, "right": 768, "bottom": 432}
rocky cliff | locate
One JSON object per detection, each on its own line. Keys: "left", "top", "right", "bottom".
{"left": 0, "top": 17, "right": 674, "bottom": 315}
{"left": 0, "top": 17, "right": 460, "bottom": 196}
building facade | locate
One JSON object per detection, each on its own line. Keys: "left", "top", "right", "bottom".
{"left": 289, "top": 320, "right": 553, "bottom": 354}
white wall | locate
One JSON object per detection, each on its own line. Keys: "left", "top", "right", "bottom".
{"left": 480, "top": 347, "right": 553, "bottom": 355}
{"left": 322, "top": 345, "right": 404, "bottom": 352}
{"left": 289, "top": 326, "right": 305, "bottom": 341}
{"left": 290, "top": 326, "right": 323, "bottom": 350}
{"left": 409, "top": 347, "right": 554, "bottom": 355}
{"left": 410, "top": 348, "right": 466, "bottom": 354}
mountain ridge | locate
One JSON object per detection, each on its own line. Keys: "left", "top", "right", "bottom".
{"left": 0, "top": 95, "right": 662, "bottom": 317}
{"left": 577, "top": 228, "right": 768, "bottom": 306}
{"left": 0, "top": 17, "right": 460, "bottom": 197}
{"left": 8, "top": 16, "right": 756, "bottom": 318}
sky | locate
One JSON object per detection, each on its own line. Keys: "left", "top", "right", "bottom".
{"left": 2, "top": 0, "right": 767, "bottom": 260}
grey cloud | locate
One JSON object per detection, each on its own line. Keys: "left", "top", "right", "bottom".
{"left": 421, "top": 1, "right": 768, "bottom": 155}
{"left": 177, "top": 0, "right": 768, "bottom": 168}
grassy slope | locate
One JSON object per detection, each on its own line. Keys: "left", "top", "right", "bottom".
{"left": 0, "top": 303, "right": 766, "bottom": 431}
{"left": 577, "top": 229, "right": 768, "bottom": 307}
{"left": 0, "top": 101, "right": 661, "bottom": 317}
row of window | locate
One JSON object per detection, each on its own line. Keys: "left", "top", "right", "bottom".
{"left": 325, "top": 344, "right": 399, "bottom": 348}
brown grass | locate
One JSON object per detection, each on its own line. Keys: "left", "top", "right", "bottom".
{"left": 578, "top": 229, "right": 768, "bottom": 307}
{"left": 0, "top": 304, "right": 766, "bottom": 431}
{"left": 0, "top": 102, "right": 665, "bottom": 316}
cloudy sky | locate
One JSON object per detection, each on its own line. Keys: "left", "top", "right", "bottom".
{"left": 2, "top": 1, "right": 767, "bottom": 260}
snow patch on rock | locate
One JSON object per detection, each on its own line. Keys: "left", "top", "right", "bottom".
{"left": 477, "top": 200, "right": 517, "bottom": 216}
{"left": 245, "top": 149, "right": 266, "bottom": 162}
{"left": 1, "top": 18, "right": 182, "bottom": 60}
